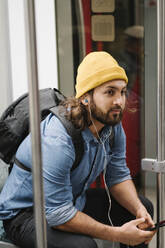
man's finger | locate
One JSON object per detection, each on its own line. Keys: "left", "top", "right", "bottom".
{"left": 133, "top": 218, "right": 145, "bottom": 226}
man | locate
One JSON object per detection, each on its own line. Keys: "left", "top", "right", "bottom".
{"left": 0, "top": 51, "right": 156, "bottom": 248}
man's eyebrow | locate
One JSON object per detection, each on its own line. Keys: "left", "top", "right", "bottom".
{"left": 105, "top": 86, "right": 127, "bottom": 90}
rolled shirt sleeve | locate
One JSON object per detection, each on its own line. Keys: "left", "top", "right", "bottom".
{"left": 105, "top": 123, "right": 132, "bottom": 188}
{"left": 41, "top": 116, "right": 78, "bottom": 227}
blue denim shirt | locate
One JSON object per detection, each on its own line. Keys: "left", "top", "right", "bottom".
{"left": 0, "top": 114, "right": 131, "bottom": 226}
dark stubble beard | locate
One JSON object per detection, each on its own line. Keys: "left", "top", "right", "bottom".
{"left": 89, "top": 98, "right": 123, "bottom": 126}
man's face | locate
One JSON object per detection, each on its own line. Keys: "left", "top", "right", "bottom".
{"left": 89, "top": 80, "right": 127, "bottom": 126}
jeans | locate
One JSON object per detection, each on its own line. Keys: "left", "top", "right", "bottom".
{"left": 3, "top": 188, "right": 153, "bottom": 248}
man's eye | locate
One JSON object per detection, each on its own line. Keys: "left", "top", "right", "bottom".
{"left": 106, "top": 90, "right": 114, "bottom": 95}
{"left": 121, "top": 90, "right": 127, "bottom": 96}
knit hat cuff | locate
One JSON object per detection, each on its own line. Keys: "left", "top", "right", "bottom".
{"left": 75, "top": 66, "right": 128, "bottom": 98}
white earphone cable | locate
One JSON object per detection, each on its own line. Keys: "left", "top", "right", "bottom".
{"left": 88, "top": 104, "right": 115, "bottom": 248}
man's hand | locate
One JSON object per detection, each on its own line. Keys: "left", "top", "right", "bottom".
{"left": 109, "top": 180, "right": 157, "bottom": 245}
{"left": 116, "top": 218, "right": 156, "bottom": 246}
{"left": 136, "top": 206, "right": 154, "bottom": 229}
{"left": 135, "top": 206, "right": 156, "bottom": 244}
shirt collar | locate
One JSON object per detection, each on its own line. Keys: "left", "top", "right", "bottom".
{"left": 82, "top": 125, "right": 111, "bottom": 144}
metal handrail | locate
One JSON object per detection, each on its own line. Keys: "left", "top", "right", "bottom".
{"left": 141, "top": 0, "right": 165, "bottom": 246}
{"left": 157, "top": 0, "right": 165, "bottom": 247}
{"left": 24, "top": 1, "right": 47, "bottom": 248}
{"left": 75, "top": 0, "right": 86, "bottom": 60}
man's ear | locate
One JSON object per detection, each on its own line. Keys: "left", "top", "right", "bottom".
{"left": 81, "top": 95, "right": 90, "bottom": 106}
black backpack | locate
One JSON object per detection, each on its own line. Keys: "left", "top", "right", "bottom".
{"left": 0, "top": 88, "right": 84, "bottom": 172}
{"left": 0, "top": 88, "right": 114, "bottom": 172}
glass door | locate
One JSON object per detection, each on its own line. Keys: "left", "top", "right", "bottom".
{"left": 55, "top": 1, "right": 165, "bottom": 247}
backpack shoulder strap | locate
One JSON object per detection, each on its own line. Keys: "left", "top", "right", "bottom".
{"left": 14, "top": 105, "right": 84, "bottom": 173}
{"left": 50, "top": 106, "right": 84, "bottom": 171}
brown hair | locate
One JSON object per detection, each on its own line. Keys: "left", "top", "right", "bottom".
{"left": 61, "top": 97, "right": 90, "bottom": 130}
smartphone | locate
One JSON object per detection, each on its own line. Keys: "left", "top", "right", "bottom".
{"left": 147, "top": 220, "right": 165, "bottom": 231}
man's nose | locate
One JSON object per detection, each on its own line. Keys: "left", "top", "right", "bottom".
{"left": 113, "top": 95, "right": 123, "bottom": 106}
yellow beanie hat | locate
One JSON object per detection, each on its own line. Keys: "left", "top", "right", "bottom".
{"left": 75, "top": 51, "right": 128, "bottom": 98}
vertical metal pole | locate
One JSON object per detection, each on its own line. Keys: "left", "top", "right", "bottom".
{"left": 24, "top": 1, "right": 47, "bottom": 248}
{"left": 134, "top": 0, "right": 140, "bottom": 24}
{"left": 157, "top": 0, "right": 165, "bottom": 247}
{"left": 76, "top": 0, "right": 86, "bottom": 59}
